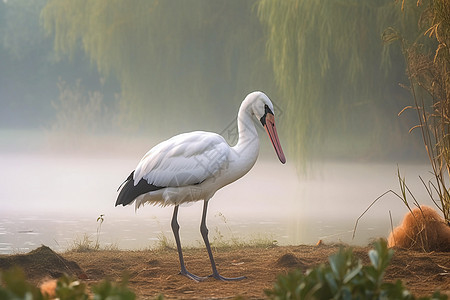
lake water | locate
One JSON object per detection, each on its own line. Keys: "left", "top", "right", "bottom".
{"left": 0, "top": 131, "right": 437, "bottom": 254}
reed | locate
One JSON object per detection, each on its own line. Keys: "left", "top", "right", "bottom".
{"left": 385, "top": 0, "right": 450, "bottom": 224}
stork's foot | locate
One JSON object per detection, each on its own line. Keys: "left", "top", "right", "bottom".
{"left": 209, "top": 272, "right": 247, "bottom": 281}
{"left": 179, "top": 270, "right": 208, "bottom": 282}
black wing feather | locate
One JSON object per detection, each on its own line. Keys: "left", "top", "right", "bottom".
{"left": 115, "top": 171, "right": 164, "bottom": 206}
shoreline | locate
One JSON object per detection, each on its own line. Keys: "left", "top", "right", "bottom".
{"left": 1, "top": 243, "right": 448, "bottom": 299}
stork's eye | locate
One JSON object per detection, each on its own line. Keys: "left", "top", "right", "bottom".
{"left": 264, "top": 104, "right": 273, "bottom": 115}
{"left": 260, "top": 105, "right": 274, "bottom": 126}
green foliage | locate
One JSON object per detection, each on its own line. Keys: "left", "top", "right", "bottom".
{"left": 41, "top": 0, "right": 276, "bottom": 131}
{"left": 0, "top": 268, "right": 137, "bottom": 300}
{"left": 40, "top": 0, "right": 436, "bottom": 163}
{"left": 0, "top": 267, "right": 45, "bottom": 300}
{"left": 69, "top": 215, "right": 119, "bottom": 252}
{"left": 0, "top": 0, "right": 118, "bottom": 130}
{"left": 257, "top": 0, "right": 423, "bottom": 162}
{"left": 53, "top": 274, "right": 88, "bottom": 300}
{"left": 95, "top": 214, "right": 105, "bottom": 250}
{"left": 265, "top": 239, "right": 447, "bottom": 300}
{"left": 1, "top": 0, "right": 49, "bottom": 60}
{"left": 91, "top": 276, "right": 135, "bottom": 300}
{"left": 70, "top": 234, "right": 97, "bottom": 253}
{"left": 155, "top": 232, "right": 175, "bottom": 251}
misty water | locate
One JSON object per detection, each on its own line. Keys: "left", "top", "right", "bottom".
{"left": 0, "top": 130, "right": 435, "bottom": 255}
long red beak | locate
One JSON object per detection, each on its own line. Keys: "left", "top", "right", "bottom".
{"left": 263, "top": 113, "right": 286, "bottom": 164}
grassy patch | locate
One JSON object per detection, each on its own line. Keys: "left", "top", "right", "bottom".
{"left": 68, "top": 233, "right": 118, "bottom": 253}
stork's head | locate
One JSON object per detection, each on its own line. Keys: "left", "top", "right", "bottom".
{"left": 246, "top": 91, "right": 286, "bottom": 164}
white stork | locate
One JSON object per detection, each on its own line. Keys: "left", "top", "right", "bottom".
{"left": 116, "top": 91, "right": 286, "bottom": 281}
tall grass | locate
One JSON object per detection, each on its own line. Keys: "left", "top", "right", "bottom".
{"left": 68, "top": 215, "right": 119, "bottom": 252}
{"left": 384, "top": 0, "right": 450, "bottom": 224}
{"left": 150, "top": 213, "right": 277, "bottom": 252}
{"left": 211, "top": 212, "right": 278, "bottom": 250}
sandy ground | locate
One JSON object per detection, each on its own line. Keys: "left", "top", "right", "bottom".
{"left": 0, "top": 244, "right": 449, "bottom": 299}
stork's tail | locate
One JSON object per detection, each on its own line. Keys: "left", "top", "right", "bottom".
{"left": 115, "top": 171, "right": 163, "bottom": 207}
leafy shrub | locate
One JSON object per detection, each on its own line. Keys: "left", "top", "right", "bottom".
{"left": 265, "top": 239, "right": 447, "bottom": 300}
{"left": 53, "top": 274, "right": 88, "bottom": 300}
{"left": 0, "top": 268, "right": 138, "bottom": 300}
{"left": 91, "top": 276, "right": 135, "bottom": 300}
{"left": 0, "top": 267, "right": 44, "bottom": 300}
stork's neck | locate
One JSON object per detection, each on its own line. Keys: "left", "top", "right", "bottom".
{"left": 232, "top": 105, "right": 260, "bottom": 167}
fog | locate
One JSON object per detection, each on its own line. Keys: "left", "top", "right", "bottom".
{"left": 0, "top": 1, "right": 439, "bottom": 253}
{"left": 0, "top": 129, "right": 434, "bottom": 253}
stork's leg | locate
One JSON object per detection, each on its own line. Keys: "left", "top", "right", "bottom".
{"left": 200, "top": 200, "right": 246, "bottom": 281}
{"left": 171, "top": 205, "right": 206, "bottom": 282}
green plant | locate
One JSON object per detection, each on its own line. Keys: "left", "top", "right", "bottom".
{"left": 69, "top": 215, "right": 115, "bottom": 252}
{"left": 53, "top": 274, "right": 88, "bottom": 300}
{"left": 70, "top": 233, "right": 95, "bottom": 252}
{"left": 91, "top": 276, "right": 135, "bottom": 300}
{"left": 95, "top": 214, "right": 105, "bottom": 250}
{"left": 0, "top": 268, "right": 137, "bottom": 300}
{"left": 155, "top": 232, "right": 175, "bottom": 251}
{"left": 211, "top": 212, "right": 278, "bottom": 250}
{"left": 151, "top": 216, "right": 175, "bottom": 251}
{"left": 265, "top": 239, "right": 447, "bottom": 300}
{"left": 0, "top": 267, "right": 45, "bottom": 300}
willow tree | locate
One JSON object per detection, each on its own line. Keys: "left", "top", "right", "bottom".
{"left": 257, "top": 0, "right": 422, "bottom": 162}
{"left": 41, "top": 1, "right": 275, "bottom": 133}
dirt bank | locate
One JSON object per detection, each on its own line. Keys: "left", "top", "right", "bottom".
{"left": 0, "top": 245, "right": 449, "bottom": 299}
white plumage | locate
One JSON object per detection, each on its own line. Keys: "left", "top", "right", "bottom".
{"left": 116, "top": 91, "right": 286, "bottom": 281}
{"left": 133, "top": 132, "right": 231, "bottom": 207}
{"left": 136, "top": 132, "right": 228, "bottom": 190}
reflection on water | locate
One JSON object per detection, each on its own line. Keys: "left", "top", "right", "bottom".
{"left": 0, "top": 214, "right": 293, "bottom": 254}
{"left": 0, "top": 132, "right": 437, "bottom": 254}
{"left": 0, "top": 212, "right": 395, "bottom": 255}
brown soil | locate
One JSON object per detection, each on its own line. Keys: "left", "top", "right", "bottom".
{"left": 0, "top": 244, "right": 449, "bottom": 299}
